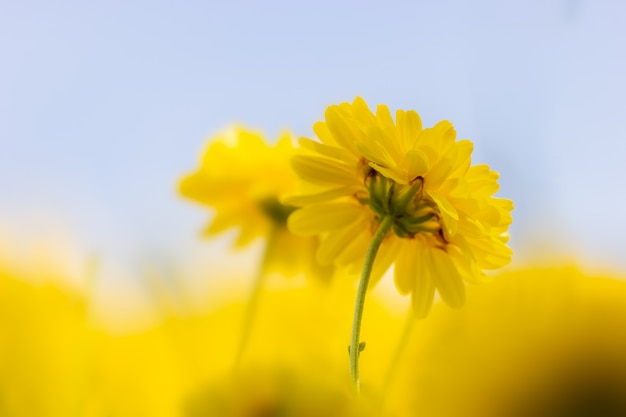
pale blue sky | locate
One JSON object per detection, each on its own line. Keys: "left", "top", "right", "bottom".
{"left": 1, "top": 0, "right": 625, "bottom": 293}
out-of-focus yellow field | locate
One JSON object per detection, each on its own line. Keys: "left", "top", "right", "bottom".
{"left": 2, "top": 254, "right": 626, "bottom": 416}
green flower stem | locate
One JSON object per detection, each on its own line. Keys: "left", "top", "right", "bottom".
{"left": 232, "top": 226, "right": 279, "bottom": 371}
{"left": 350, "top": 215, "right": 395, "bottom": 393}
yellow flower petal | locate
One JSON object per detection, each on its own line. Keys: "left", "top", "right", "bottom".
{"left": 425, "top": 154, "right": 453, "bottom": 190}
{"left": 298, "top": 137, "right": 357, "bottom": 165}
{"left": 335, "top": 227, "right": 371, "bottom": 266}
{"left": 291, "top": 155, "right": 360, "bottom": 187}
{"left": 466, "top": 165, "right": 500, "bottom": 196}
{"left": 283, "top": 186, "right": 358, "bottom": 207}
{"left": 316, "top": 215, "right": 369, "bottom": 265}
{"left": 375, "top": 104, "right": 403, "bottom": 161}
{"left": 288, "top": 202, "right": 364, "bottom": 235}
{"left": 351, "top": 96, "right": 377, "bottom": 127}
{"left": 369, "top": 235, "right": 401, "bottom": 288}
{"left": 324, "top": 106, "right": 365, "bottom": 155}
{"left": 412, "top": 242, "right": 436, "bottom": 318}
{"left": 429, "top": 248, "right": 466, "bottom": 309}
{"left": 404, "top": 150, "right": 429, "bottom": 181}
{"left": 427, "top": 191, "right": 459, "bottom": 237}
{"left": 394, "top": 239, "right": 419, "bottom": 295}
{"left": 369, "top": 162, "right": 407, "bottom": 185}
{"left": 447, "top": 140, "right": 473, "bottom": 179}
{"left": 357, "top": 131, "right": 397, "bottom": 170}
{"left": 312, "top": 121, "right": 337, "bottom": 147}
{"left": 398, "top": 109, "right": 423, "bottom": 151}
{"left": 202, "top": 211, "right": 241, "bottom": 236}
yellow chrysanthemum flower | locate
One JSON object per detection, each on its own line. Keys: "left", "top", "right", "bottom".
{"left": 287, "top": 97, "right": 513, "bottom": 317}
{"left": 387, "top": 266, "right": 626, "bottom": 417}
{"left": 179, "top": 125, "right": 330, "bottom": 280}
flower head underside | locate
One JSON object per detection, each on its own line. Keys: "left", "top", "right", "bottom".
{"left": 287, "top": 98, "right": 513, "bottom": 316}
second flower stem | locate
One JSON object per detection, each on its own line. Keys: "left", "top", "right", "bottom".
{"left": 350, "top": 215, "right": 394, "bottom": 393}
{"left": 232, "top": 227, "right": 279, "bottom": 371}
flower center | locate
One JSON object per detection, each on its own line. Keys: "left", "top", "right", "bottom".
{"left": 260, "top": 197, "right": 296, "bottom": 226}
{"left": 362, "top": 169, "right": 444, "bottom": 240}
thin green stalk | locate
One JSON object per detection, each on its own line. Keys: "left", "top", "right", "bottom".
{"left": 350, "top": 215, "right": 394, "bottom": 393}
{"left": 232, "top": 227, "right": 279, "bottom": 371}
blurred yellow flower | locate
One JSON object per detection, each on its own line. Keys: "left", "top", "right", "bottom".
{"left": 388, "top": 266, "right": 626, "bottom": 417}
{"left": 179, "top": 125, "right": 330, "bottom": 280}
{"left": 0, "top": 266, "right": 92, "bottom": 416}
{"left": 184, "top": 365, "right": 375, "bottom": 417}
{"left": 105, "top": 279, "right": 403, "bottom": 416}
{"left": 288, "top": 97, "right": 513, "bottom": 316}
{"left": 90, "top": 324, "right": 193, "bottom": 417}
